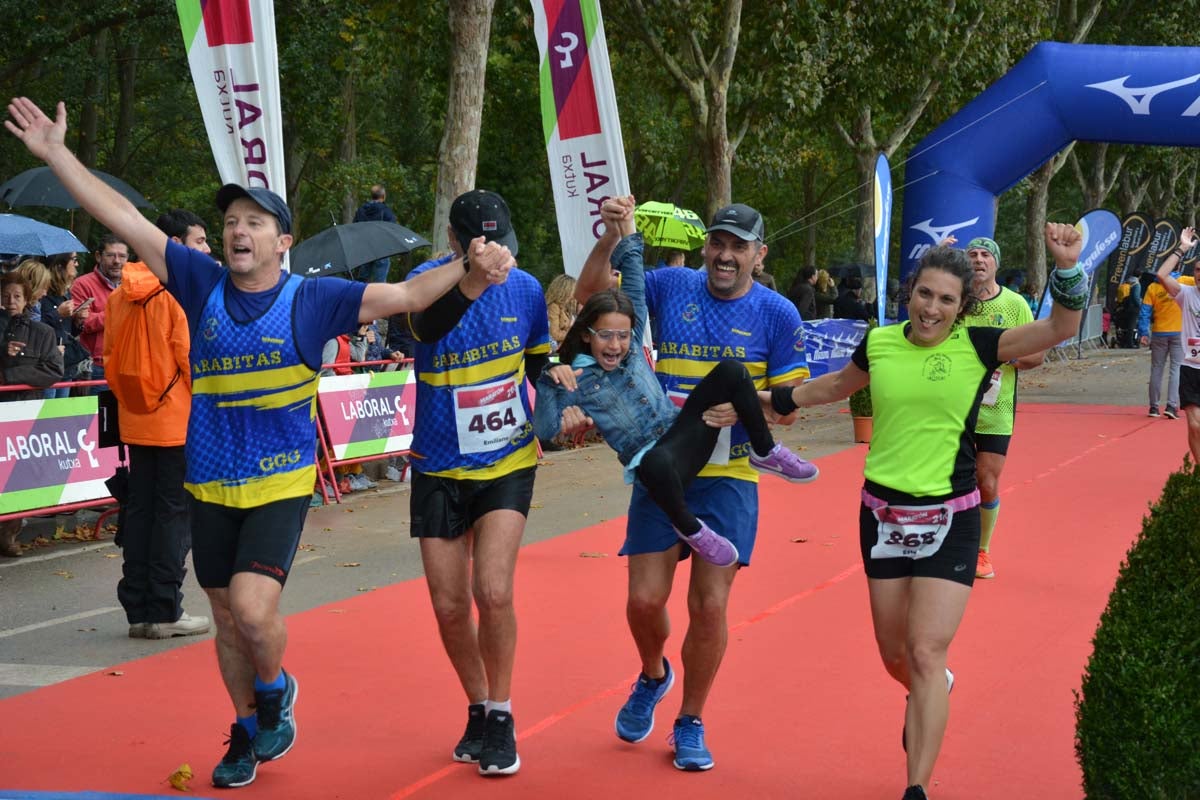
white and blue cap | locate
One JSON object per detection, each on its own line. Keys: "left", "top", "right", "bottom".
{"left": 216, "top": 184, "right": 293, "bottom": 235}
{"left": 707, "top": 203, "right": 765, "bottom": 242}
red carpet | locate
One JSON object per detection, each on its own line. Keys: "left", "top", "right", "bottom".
{"left": 0, "top": 405, "right": 1186, "bottom": 799}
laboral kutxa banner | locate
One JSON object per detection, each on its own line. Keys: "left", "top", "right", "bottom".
{"left": 0, "top": 397, "right": 121, "bottom": 515}
{"left": 176, "top": 0, "right": 285, "bottom": 197}
{"left": 532, "top": 0, "right": 631, "bottom": 276}
{"left": 317, "top": 369, "right": 416, "bottom": 461}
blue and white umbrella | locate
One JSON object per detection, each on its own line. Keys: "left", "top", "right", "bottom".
{"left": 0, "top": 213, "right": 86, "bottom": 257}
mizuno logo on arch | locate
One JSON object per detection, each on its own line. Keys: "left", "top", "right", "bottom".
{"left": 1085, "top": 74, "right": 1200, "bottom": 116}
{"left": 910, "top": 218, "right": 979, "bottom": 245}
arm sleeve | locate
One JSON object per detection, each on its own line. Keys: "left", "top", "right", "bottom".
{"left": 525, "top": 351, "right": 550, "bottom": 385}
{"left": 410, "top": 284, "right": 474, "bottom": 343}
{"left": 1137, "top": 298, "right": 1152, "bottom": 338}
{"left": 611, "top": 233, "right": 648, "bottom": 341}
{"left": 850, "top": 328, "right": 871, "bottom": 372}
{"left": 4, "top": 324, "right": 64, "bottom": 388}
{"left": 532, "top": 373, "right": 567, "bottom": 441}
{"left": 764, "top": 298, "right": 809, "bottom": 386}
{"left": 967, "top": 326, "right": 1004, "bottom": 370}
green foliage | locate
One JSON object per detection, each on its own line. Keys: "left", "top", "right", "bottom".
{"left": 1074, "top": 459, "right": 1200, "bottom": 799}
{"left": 0, "top": 1, "right": 1196, "bottom": 289}
{"left": 848, "top": 383, "right": 872, "bottom": 417}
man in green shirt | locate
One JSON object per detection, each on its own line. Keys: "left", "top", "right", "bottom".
{"left": 961, "top": 237, "right": 1045, "bottom": 579}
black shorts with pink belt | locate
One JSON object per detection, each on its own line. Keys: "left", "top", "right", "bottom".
{"left": 857, "top": 481, "right": 981, "bottom": 587}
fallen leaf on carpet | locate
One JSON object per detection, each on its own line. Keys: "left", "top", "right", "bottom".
{"left": 108, "top": 670, "right": 124, "bottom": 676}
{"left": 791, "top": 537, "right": 808, "bottom": 543}
{"left": 579, "top": 552, "right": 608, "bottom": 558}
{"left": 168, "top": 763, "right": 193, "bottom": 791}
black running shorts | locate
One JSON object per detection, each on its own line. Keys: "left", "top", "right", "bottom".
{"left": 974, "top": 433, "right": 1011, "bottom": 456}
{"left": 858, "top": 496, "right": 981, "bottom": 588}
{"left": 191, "top": 496, "right": 310, "bottom": 588}
{"left": 1180, "top": 365, "right": 1200, "bottom": 410}
{"left": 410, "top": 467, "right": 536, "bottom": 539}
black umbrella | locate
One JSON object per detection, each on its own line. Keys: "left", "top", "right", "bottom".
{"left": 291, "top": 220, "right": 432, "bottom": 278}
{"left": 0, "top": 166, "right": 153, "bottom": 209}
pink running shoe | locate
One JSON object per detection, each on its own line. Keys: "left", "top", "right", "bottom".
{"left": 749, "top": 442, "right": 819, "bottom": 483}
{"left": 678, "top": 519, "right": 739, "bottom": 567}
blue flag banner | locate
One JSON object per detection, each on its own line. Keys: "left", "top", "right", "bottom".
{"left": 801, "top": 319, "right": 869, "bottom": 379}
{"left": 873, "top": 153, "right": 893, "bottom": 324}
{"left": 1038, "top": 208, "right": 1122, "bottom": 320}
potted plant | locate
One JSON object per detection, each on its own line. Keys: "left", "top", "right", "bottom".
{"left": 849, "top": 383, "right": 872, "bottom": 443}
{"left": 848, "top": 320, "right": 876, "bottom": 443}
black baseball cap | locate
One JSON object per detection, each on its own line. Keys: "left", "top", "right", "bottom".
{"left": 707, "top": 203, "right": 764, "bottom": 242}
{"left": 215, "top": 184, "right": 293, "bottom": 234}
{"left": 449, "top": 190, "right": 519, "bottom": 257}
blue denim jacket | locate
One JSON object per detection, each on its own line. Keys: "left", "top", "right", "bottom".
{"left": 533, "top": 233, "right": 678, "bottom": 465}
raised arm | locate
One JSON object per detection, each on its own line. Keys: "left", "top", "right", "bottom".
{"left": 575, "top": 195, "right": 637, "bottom": 303}
{"left": 1157, "top": 226, "right": 1196, "bottom": 299}
{"left": 6, "top": 99, "right": 167, "bottom": 283}
{"left": 358, "top": 238, "right": 511, "bottom": 322}
{"left": 995, "top": 222, "right": 1086, "bottom": 363}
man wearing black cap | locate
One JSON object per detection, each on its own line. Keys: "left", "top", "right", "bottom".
{"left": 6, "top": 97, "right": 514, "bottom": 789}
{"left": 576, "top": 197, "right": 809, "bottom": 772}
{"left": 405, "top": 189, "right": 551, "bottom": 777}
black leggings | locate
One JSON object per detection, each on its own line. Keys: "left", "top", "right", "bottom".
{"left": 634, "top": 359, "right": 776, "bottom": 536}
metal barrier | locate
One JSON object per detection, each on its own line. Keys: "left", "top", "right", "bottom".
{"left": 0, "top": 377, "right": 120, "bottom": 524}
{"left": 1049, "top": 303, "right": 1105, "bottom": 361}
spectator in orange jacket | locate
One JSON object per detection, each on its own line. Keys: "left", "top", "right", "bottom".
{"left": 104, "top": 210, "right": 211, "bottom": 639}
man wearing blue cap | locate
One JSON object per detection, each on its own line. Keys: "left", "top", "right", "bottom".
{"left": 962, "top": 236, "right": 1042, "bottom": 580}
{"left": 575, "top": 198, "right": 810, "bottom": 772}
{"left": 6, "top": 96, "right": 514, "bottom": 788}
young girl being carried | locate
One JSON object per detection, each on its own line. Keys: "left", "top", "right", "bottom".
{"left": 533, "top": 196, "right": 817, "bottom": 568}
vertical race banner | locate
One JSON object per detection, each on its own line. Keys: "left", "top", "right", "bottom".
{"left": 1037, "top": 208, "right": 1121, "bottom": 320}
{"left": 1105, "top": 211, "right": 1152, "bottom": 309}
{"left": 531, "top": 0, "right": 631, "bottom": 277}
{"left": 873, "top": 153, "right": 893, "bottom": 323}
{"left": 1144, "top": 218, "right": 1181, "bottom": 276}
{"left": 176, "top": 1, "right": 286, "bottom": 198}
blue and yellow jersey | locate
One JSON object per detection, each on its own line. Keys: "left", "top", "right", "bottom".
{"left": 963, "top": 286, "right": 1033, "bottom": 435}
{"left": 408, "top": 261, "right": 551, "bottom": 478}
{"left": 186, "top": 273, "right": 319, "bottom": 507}
{"left": 645, "top": 268, "right": 808, "bottom": 481}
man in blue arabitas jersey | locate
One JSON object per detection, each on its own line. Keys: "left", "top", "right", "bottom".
{"left": 6, "top": 96, "right": 512, "bottom": 789}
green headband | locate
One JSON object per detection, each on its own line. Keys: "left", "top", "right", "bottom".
{"left": 966, "top": 237, "right": 1000, "bottom": 266}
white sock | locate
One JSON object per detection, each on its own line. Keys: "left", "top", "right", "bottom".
{"left": 485, "top": 699, "right": 512, "bottom": 714}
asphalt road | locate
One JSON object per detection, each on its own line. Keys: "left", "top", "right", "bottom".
{"left": 0, "top": 344, "right": 1151, "bottom": 700}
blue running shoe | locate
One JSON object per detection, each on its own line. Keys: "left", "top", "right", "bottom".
{"left": 615, "top": 658, "right": 674, "bottom": 743}
{"left": 670, "top": 715, "right": 714, "bottom": 771}
{"left": 254, "top": 670, "right": 298, "bottom": 761}
{"left": 211, "top": 723, "right": 258, "bottom": 788}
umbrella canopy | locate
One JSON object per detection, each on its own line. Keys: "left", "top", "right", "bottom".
{"left": 291, "top": 221, "right": 431, "bottom": 278}
{"left": 0, "top": 213, "right": 86, "bottom": 257}
{"left": 0, "top": 166, "right": 152, "bottom": 209}
{"left": 634, "top": 201, "right": 707, "bottom": 250}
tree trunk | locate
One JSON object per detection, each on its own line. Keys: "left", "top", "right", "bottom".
{"left": 802, "top": 165, "right": 817, "bottom": 268}
{"left": 109, "top": 37, "right": 137, "bottom": 177}
{"left": 432, "top": 0, "right": 496, "bottom": 253}
{"left": 700, "top": 84, "right": 732, "bottom": 221}
{"left": 339, "top": 71, "right": 357, "bottom": 225}
{"left": 1116, "top": 172, "right": 1149, "bottom": 216}
{"left": 74, "top": 29, "right": 109, "bottom": 247}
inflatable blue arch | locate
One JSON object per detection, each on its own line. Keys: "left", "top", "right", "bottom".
{"left": 900, "top": 42, "right": 1200, "bottom": 279}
